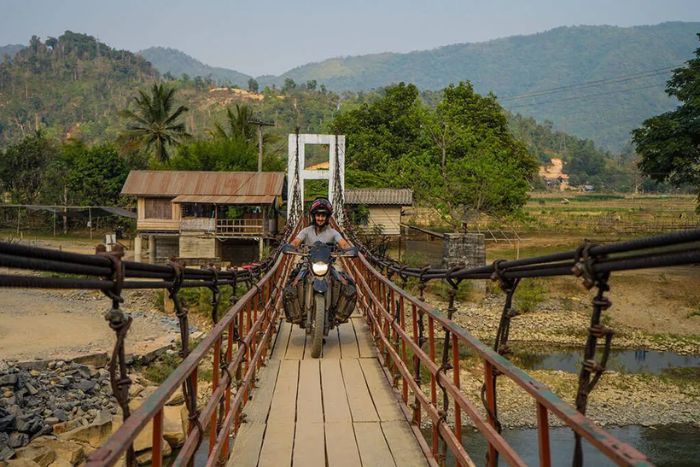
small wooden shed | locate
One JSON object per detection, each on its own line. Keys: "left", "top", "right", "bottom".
{"left": 344, "top": 189, "right": 413, "bottom": 235}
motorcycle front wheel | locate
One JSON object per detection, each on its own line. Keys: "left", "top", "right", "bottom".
{"left": 310, "top": 294, "right": 325, "bottom": 358}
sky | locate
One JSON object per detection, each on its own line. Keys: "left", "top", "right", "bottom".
{"left": 1, "top": 0, "right": 699, "bottom": 76}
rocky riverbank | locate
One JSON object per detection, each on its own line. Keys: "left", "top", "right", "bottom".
{"left": 417, "top": 291, "right": 700, "bottom": 430}
{"left": 0, "top": 353, "right": 198, "bottom": 465}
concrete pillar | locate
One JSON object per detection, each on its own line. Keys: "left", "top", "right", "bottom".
{"left": 148, "top": 235, "right": 155, "bottom": 264}
{"left": 259, "top": 237, "right": 264, "bottom": 260}
{"left": 442, "top": 233, "right": 486, "bottom": 269}
{"left": 134, "top": 235, "right": 143, "bottom": 263}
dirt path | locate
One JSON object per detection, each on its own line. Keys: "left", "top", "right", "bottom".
{"left": 0, "top": 288, "right": 180, "bottom": 362}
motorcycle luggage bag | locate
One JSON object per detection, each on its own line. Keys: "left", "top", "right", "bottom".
{"left": 283, "top": 283, "right": 304, "bottom": 324}
{"left": 333, "top": 272, "right": 357, "bottom": 324}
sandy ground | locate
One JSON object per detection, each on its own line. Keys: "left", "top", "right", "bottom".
{"left": 0, "top": 287, "right": 178, "bottom": 362}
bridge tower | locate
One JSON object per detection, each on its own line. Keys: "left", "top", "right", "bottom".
{"left": 287, "top": 133, "right": 345, "bottom": 225}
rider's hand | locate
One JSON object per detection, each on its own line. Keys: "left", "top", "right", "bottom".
{"left": 282, "top": 243, "right": 294, "bottom": 253}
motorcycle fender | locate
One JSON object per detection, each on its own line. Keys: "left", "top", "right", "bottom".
{"left": 312, "top": 278, "right": 328, "bottom": 294}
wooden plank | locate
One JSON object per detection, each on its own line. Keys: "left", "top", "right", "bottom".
{"left": 338, "top": 322, "right": 359, "bottom": 359}
{"left": 292, "top": 421, "right": 325, "bottom": 467}
{"left": 320, "top": 359, "right": 352, "bottom": 423}
{"left": 359, "top": 358, "right": 404, "bottom": 422}
{"left": 267, "top": 360, "right": 299, "bottom": 424}
{"left": 258, "top": 421, "right": 295, "bottom": 467}
{"left": 352, "top": 317, "right": 376, "bottom": 357}
{"left": 284, "top": 325, "right": 306, "bottom": 360}
{"left": 325, "top": 422, "right": 362, "bottom": 467}
{"left": 353, "top": 422, "right": 396, "bottom": 467}
{"left": 381, "top": 421, "right": 429, "bottom": 467}
{"left": 270, "top": 320, "right": 292, "bottom": 360}
{"left": 341, "top": 359, "right": 379, "bottom": 422}
{"left": 226, "top": 422, "right": 265, "bottom": 467}
{"left": 296, "top": 360, "right": 323, "bottom": 424}
{"left": 323, "top": 327, "right": 341, "bottom": 359}
{"left": 243, "top": 359, "right": 280, "bottom": 424}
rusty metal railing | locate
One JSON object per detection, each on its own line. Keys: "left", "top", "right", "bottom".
{"left": 85, "top": 249, "right": 296, "bottom": 466}
{"left": 342, "top": 252, "right": 654, "bottom": 467}
{"left": 81, "top": 234, "right": 297, "bottom": 466}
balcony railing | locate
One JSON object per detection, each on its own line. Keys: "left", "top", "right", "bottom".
{"left": 216, "top": 218, "right": 265, "bottom": 237}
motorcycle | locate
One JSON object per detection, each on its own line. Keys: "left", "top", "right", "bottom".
{"left": 283, "top": 241, "right": 358, "bottom": 358}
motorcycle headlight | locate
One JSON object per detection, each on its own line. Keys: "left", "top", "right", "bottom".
{"left": 311, "top": 261, "right": 329, "bottom": 276}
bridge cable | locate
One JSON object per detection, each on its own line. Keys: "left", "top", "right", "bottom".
{"left": 96, "top": 243, "right": 136, "bottom": 467}
{"left": 572, "top": 242, "right": 614, "bottom": 467}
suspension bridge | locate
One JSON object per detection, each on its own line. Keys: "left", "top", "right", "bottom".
{"left": 1, "top": 134, "right": 699, "bottom": 466}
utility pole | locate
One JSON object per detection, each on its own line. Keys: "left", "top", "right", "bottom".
{"left": 249, "top": 119, "right": 274, "bottom": 172}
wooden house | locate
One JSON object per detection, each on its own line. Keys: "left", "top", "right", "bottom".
{"left": 121, "top": 170, "right": 285, "bottom": 264}
{"left": 344, "top": 189, "right": 413, "bottom": 235}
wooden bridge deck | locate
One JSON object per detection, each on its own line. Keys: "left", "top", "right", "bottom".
{"left": 227, "top": 314, "right": 429, "bottom": 467}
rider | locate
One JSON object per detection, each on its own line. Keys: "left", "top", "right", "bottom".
{"left": 290, "top": 198, "right": 351, "bottom": 250}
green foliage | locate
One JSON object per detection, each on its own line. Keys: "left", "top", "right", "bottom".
{"left": 0, "top": 32, "right": 157, "bottom": 145}
{"left": 333, "top": 82, "right": 536, "bottom": 226}
{"left": 514, "top": 279, "right": 548, "bottom": 313}
{"left": 58, "top": 140, "right": 132, "bottom": 205}
{"left": 634, "top": 34, "right": 700, "bottom": 208}
{"left": 143, "top": 352, "right": 181, "bottom": 384}
{"left": 119, "top": 83, "right": 191, "bottom": 162}
{"left": 166, "top": 136, "right": 283, "bottom": 172}
{"left": 0, "top": 132, "right": 55, "bottom": 203}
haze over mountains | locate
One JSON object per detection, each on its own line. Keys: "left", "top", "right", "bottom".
{"left": 2, "top": 22, "right": 698, "bottom": 150}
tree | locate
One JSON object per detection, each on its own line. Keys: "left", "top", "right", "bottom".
{"left": 282, "top": 78, "right": 296, "bottom": 92}
{"left": 248, "top": 78, "right": 259, "bottom": 93}
{"left": 0, "top": 131, "right": 55, "bottom": 203}
{"left": 633, "top": 34, "right": 700, "bottom": 206}
{"left": 331, "top": 81, "right": 536, "bottom": 228}
{"left": 73, "top": 143, "right": 130, "bottom": 205}
{"left": 119, "top": 83, "right": 190, "bottom": 162}
{"left": 210, "top": 104, "right": 256, "bottom": 142}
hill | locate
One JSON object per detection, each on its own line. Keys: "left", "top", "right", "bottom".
{"left": 139, "top": 47, "right": 251, "bottom": 87}
{"left": 0, "top": 31, "right": 158, "bottom": 144}
{"left": 0, "top": 44, "right": 25, "bottom": 61}
{"left": 267, "top": 22, "right": 699, "bottom": 151}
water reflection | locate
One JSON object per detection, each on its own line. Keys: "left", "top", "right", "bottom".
{"left": 426, "top": 424, "right": 700, "bottom": 467}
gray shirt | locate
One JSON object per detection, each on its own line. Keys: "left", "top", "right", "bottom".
{"left": 295, "top": 225, "right": 343, "bottom": 246}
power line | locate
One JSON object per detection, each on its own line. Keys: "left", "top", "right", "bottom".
{"left": 499, "top": 64, "right": 680, "bottom": 102}
{"left": 507, "top": 83, "right": 663, "bottom": 110}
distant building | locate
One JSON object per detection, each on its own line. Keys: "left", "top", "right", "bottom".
{"left": 538, "top": 158, "right": 569, "bottom": 191}
{"left": 121, "top": 170, "right": 285, "bottom": 264}
{"left": 344, "top": 189, "right": 413, "bottom": 235}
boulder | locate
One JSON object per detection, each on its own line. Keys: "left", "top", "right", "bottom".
{"left": 5, "top": 459, "right": 41, "bottom": 467}
{"left": 13, "top": 444, "right": 55, "bottom": 467}
{"left": 162, "top": 406, "right": 185, "bottom": 448}
{"left": 135, "top": 441, "right": 172, "bottom": 465}
{"left": 8, "top": 432, "right": 29, "bottom": 449}
{"left": 31, "top": 438, "right": 85, "bottom": 465}
{"left": 165, "top": 389, "right": 184, "bottom": 406}
{"left": 58, "top": 414, "right": 112, "bottom": 449}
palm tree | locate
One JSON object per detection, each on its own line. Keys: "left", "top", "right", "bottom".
{"left": 120, "top": 83, "right": 190, "bottom": 162}
{"left": 210, "top": 104, "right": 256, "bottom": 142}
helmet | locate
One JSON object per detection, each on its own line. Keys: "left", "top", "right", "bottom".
{"left": 309, "top": 198, "right": 333, "bottom": 225}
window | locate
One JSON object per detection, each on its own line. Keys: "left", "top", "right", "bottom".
{"left": 144, "top": 198, "right": 172, "bottom": 219}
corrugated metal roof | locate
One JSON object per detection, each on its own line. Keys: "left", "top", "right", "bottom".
{"left": 172, "top": 195, "right": 276, "bottom": 205}
{"left": 345, "top": 189, "right": 413, "bottom": 205}
{"left": 121, "top": 171, "right": 285, "bottom": 197}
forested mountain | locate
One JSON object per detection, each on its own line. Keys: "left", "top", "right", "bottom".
{"left": 139, "top": 47, "right": 251, "bottom": 87}
{"left": 0, "top": 44, "right": 25, "bottom": 61}
{"left": 0, "top": 31, "right": 158, "bottom": 143}
{"left": 0, "top": 31, "right": 649, "bottom": 192}
{"left": 263, "top": 22, "right": 700, "bottom": 151}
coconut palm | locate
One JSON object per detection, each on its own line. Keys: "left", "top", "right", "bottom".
{"left": 211, "top": 104, "right": 256, "bottom": 142}
{"left": 119, "top": 83, "right": 190, "bottom": 162}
